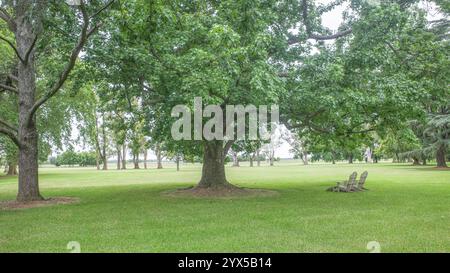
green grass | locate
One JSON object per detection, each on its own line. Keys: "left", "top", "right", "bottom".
{"left": 0, "top": 161, "right": 449, "bottom": 253}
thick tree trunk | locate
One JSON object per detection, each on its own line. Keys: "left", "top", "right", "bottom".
{"left": 16, "top": 20, "right": 43, "bottom": 201}
{"left": 122, "top": 145, "right": 127, "bottom": 169}
{"left": 197, "top": 141, "right": 231, "bottom": 188}
{"left": 348, "top": 154, "right": 353, "bottom": 164}
{"left": 176, "top": 157, "right": 180, "bottom": 171}
{"left": 412, "top": 156, "right": 420, "bottom": 165}
{"left": 249, "top": 154, "right": 254, "bottom": 167}
{"left": 436, "top": 144, "right": 447, "bottom": 168}
{"left": 422, "top": 157, "right": 427, "bottom": 165}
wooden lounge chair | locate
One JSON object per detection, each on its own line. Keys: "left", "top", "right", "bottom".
{"left": 353, "top": 171, "right": 368, "bottom": 191}
{"left": 327, "top": 172, "right": 357, "bottom": 192}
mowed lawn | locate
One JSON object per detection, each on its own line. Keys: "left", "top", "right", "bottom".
{"left": 0, "top": 161, "right": 449, "bottom": 253}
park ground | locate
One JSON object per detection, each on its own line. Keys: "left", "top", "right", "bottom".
{"left": 0, "top": 161, "right": 449, "bottom": 253}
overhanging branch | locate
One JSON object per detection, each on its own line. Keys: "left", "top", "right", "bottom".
{"left": 27, "top": 0, "right": 112, "bottom": 125}
{"left": 288, "top": 0, "right": 352, "bottom": 45}
{"left": 0, "top": 35, "right": 25, "bottom": 63}
{"left": 0, "top": 7, "right": 16, "bottom": 31}
{"left": 0, "top": 122, "right": 20, "bottom": 147}
{"left": 0, "top": 83, "right": 18, "bottom": 94}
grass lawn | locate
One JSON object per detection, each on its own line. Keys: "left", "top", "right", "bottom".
{"left": 0, "top": 161, "right": 449, "bottom": 253}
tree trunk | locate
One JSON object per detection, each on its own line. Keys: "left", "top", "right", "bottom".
{"left": 436, "top": 144, "right": 447, "bottom": 168}
{"left": 176, "top": 157, "right": 180, "bottom": 171}
{"left": 101, "top": 114, "right": 107, "bottom": 170}
{"left": 422, "top": 157, "right": 427, "bottom": 165}
{"left": 232, "top": 150, "right": 239, "bottom": 167}
{"left": 133, "top": 153, "right": 140, "bottom": 169}
{"left": 348, "top": 154, "right": 353, "bottom": 164}
{"left": 96, "top": 151, "right": 100, "bottom": 170}
{"left": 116, "top": 147, "right": 121, "bottom": 170}
{"left": 412, "top": 156, "right": 420, "bottom": 165}
{"left": 143, "top": 149, "right": 148, "bottom": 169}
{"left": 197, "top": 141, "right": 231, "bottom": 188}
{"left": 122, "top": 145, "right": 127, "bottom": 169}
{"left": 6, "top": 163, "right": 17, "bottom": 176}
{"left": 302, "top": 153, "right": 309, "bottom": 165}
{"left": 156, "top": 143, "right": 163, "bottom": 169}
{"left": 249, "top": 154, "right": 254, "bottom": 167}
{"left": 16, "top": 20, "right": 43, "bottom": 201}
{"left": 394, "top": 153, "right": 399, "bottom": 163}
{"left": 256, "top": 149, "right": 261, "bottom": 166}
{"left": 102, "top": 155, "right": 108, "bottom": 170}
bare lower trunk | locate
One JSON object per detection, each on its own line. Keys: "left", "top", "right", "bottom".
{"left": 17, "top": 132, "right": 42, "bottom": 201}
{"left": 156, "top": 143, "right": 163, "bottom": 169}
{"left": 116, "top": 147, "right": 121, "bottom": 170}
{"left": 256, "top": 149, "right": 261, "bottom": 166}
{"left": 412, "top": 156, "right": 420, "bottom": 165}
{"left": 249, "top": 155, "right": 254, "bottom": 167}
{"left": 269, "top": 150, "right": 275, "bottom": 166}
{"left": 302, "top": 153, "right": 308, "bottom": 165}
{"left": 133, "top": 154, "right": 140, "bottom": 169}
{"left": 436, "top": 144, "right": 447, "bottom": 168}
{"left": 198, "top": 141, "right": 232, "bottom": 188}
{"left": 232, "top": 151, "right": 239, "bottom": 167}
{"left": 348, "top": 154, "right": 353, "bottom": 164}
{"left": 122, "top": 145, "right": 127, "bottom": 169}
{"left": 176, "top": 157, "right": 180, "bottom": 171}
{"left": 96, "top": 152, "right": 100, "bottom": 170}
{"left": 422, "top": 157, "right": 427, "bottom": 165}
{"left": 102, "top": 155, "right": 108, "bottom": 170}
{"left": 6, "top": 163, "right": 18, "bottom": 176}
{"left": 143, "top": 149, "right": 148, "bottom": 169}
{"left": 16, "top": 22, "right": 43, "bottom": 201}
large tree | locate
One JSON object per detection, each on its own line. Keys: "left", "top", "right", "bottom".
{"left": 0, "top": 0, "right": 114, "bottom": 201}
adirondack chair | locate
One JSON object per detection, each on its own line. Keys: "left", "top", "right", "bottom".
{"left": 327, "top": 172, "right": 357, "bottom": 192}
{"left": 353, "top": 171, "right": 368, "bottom": 191}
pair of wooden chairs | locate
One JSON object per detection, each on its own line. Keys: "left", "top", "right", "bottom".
{"left": 327, "top": 171, "right": 368, "bottom": 192}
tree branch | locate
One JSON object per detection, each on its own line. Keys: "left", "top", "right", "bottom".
{"left": 0, "top": 124, "right": 20, "bottom": 148}
{"left": 0, "top": 35, "right": 25, "bottom": 63}
{"left": 8, "top": 74, "right": 18, "bottom": 82}
{"left": 288, "top": 0, "right": 352, "bottom": 45}
{"left": 0, "top": 83, "right": 18, "bottom": 94}
{"left": 224, "top": 140, "right": 235, "bottom": 157}
{"left": 27, "top": 0, "right": 108, "bottom": 125}
{"left": 89, "top": 0, "right": 116, "bottom": 19}
{"left": 0, "top": 118, "right": 18, "bottom": 132}
{"left": 0, "top": 7, "right": 16, "bottom": 32}
{"left": 23, "top": 34, "right": 39, "bottom": 64}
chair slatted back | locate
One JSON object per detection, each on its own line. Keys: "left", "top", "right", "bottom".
{"left": 345, "top": 172, "right": 358, "bottom": 191}
{"left": 357, "top": 171, "right": 368, "bottom": 190}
